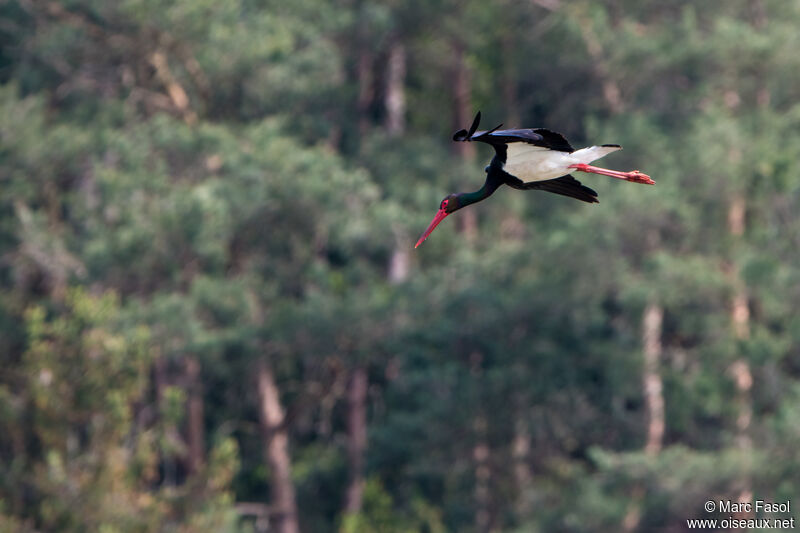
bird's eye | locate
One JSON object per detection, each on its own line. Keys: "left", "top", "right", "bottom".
{"left": 440, "top": 199, "right": 449, "bottom": 210}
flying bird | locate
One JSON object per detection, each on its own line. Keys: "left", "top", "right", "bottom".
{"left": 415, "top": 112, "right": 654, "bottom": 248}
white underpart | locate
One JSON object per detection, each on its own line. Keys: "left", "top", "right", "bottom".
{"left": 504, "top": 144, "right": 622, "bottom": 183}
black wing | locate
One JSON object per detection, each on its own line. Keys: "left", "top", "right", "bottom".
{"left": 506, "top": 174, "right": 598, "bottom": 204}
{"left": 484, "top": 128, "right": 574, "bottom": 153}
{"left": 453, "top": 112, "right": 575, "bottom": 156}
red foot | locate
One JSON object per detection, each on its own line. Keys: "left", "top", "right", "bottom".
{"left": 625, "top": 170, "right": 655, "bottom": 185}
{"left": 569, "top": 164, "right": 655, "bottom": 185}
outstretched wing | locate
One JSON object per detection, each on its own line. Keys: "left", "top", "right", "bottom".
{"left": 453, "top": 112, "right": 575, "bottom": 163}
{"left": 507, "top": 174, "right": 599, "bottom": 204}
{"left": 475, "top": 128, "right": 574, "bottom": 154}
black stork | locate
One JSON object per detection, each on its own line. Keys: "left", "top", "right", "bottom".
{"left": 415, "top": 112, "right": 654, "bottom": 248}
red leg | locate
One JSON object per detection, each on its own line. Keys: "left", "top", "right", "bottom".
{"left": 569, "top": 163, "right": 655, "bottom": 185}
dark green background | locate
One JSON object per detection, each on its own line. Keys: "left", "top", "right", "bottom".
{"left": 1, "top": 1, "right": 799, "bottom": 531}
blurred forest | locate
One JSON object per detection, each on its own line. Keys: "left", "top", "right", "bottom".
{"left": 2, "top": 0, "right": 800, "bottom": 531}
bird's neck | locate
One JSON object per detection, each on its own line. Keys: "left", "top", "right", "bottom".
{"left": 459, "top": 172, "right": 503, "bottom": 207}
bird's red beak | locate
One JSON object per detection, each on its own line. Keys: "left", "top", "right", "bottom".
{"left": 415, "top": 208, "right": 450, "bottom": 248}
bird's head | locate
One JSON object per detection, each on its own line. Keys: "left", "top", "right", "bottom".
{"left": 414, "top": 194, "right": 464, "bottom": 248}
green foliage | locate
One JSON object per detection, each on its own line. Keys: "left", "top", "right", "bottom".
{"left": 0, "top": 289, "right": 237, "bottom": 531}
{"left": 340, "top": 478, "right": 446, "bottom": 533}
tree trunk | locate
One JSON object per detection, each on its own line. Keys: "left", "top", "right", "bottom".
{"left": 153, "top": 356, "right": 176, "bottom": 486}
{"left": 451, "top": 42, "right": 475, "bottom": 160}
{"left": 728, "top": 1, "right": 767, "bottom": 505}
{"left": 383, "top": 38, "right": 410, "bottom": 280}
{"left": 184, "top": 355, "right": 204, "bottom": 475}
{"left": 572, "top": 7, "right": 624, "bottom": 114}
{"left": 501, "top": 34, "right": 520, "bottom": 128}
{"left": 384, "top": 40, "right": 406, "bottom": 137}
{"left": 642, "top": 303, "right": 665, "bottom": 455}
{"left": 511, "top": 414, "right": 532, "bottom": 516}
{"left": 388, "top": 245, "right": 410, "bottom": 283}
{"left": 256, "top": 359, "right": 299, "bottom": 533}
{"left": 357, "top": 50, "right": 374, "bottom": 136}
{"left": 622, "top": 301, "right": 665, "bottom": 531}
{"left": 473, "top": 415, "right": 492, "bottom": 533}
{"left": 344, "top": 367, "right": 368, "bottom": 514}
{"left": 728, "top": 194, "right": 753, "bottom": 511}
{"left": 451, "top": 42, "right": 478, "bottom": 240}
{"left": 749, "top": 0, "right": 770, "bottom": 107}
{"left": 150, "top": 50, "right": 198, "bottom": 125}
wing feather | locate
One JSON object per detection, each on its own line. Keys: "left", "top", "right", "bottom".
{"left": 452, "top": 112, "right": 575, "bottom": 163}
{"left": 507, "top": 174, "right": 598, "bottom": 204}
{"left": 475, "top": 128, "right": 574, "bottom": 152}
